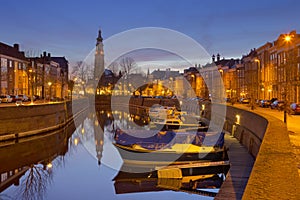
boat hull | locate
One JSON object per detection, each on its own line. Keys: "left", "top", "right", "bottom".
{"left": 113, "top": 143, "right": 228, "bottom": 166}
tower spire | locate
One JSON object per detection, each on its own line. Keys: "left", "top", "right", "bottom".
{"left": 96, "top": 29, "right": 103, "bottom": 45}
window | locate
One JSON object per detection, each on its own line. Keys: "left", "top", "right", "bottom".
{"left": 9, "top": 60, "right": 12, "bottom": 68}
{"left": 1, "top": 65, "right": 7, "bottom": 81}
{"left": 1, "top": 58, "right": 7, "bottom": 67}
{"left": 18, "top": 62, "right": 22, "bottom": 70}
{"left": 1, "top": 173, "right": 8, "bottom": 182}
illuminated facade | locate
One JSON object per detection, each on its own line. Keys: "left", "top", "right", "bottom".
{"left": 28, "top": 52, "right": 69, "bottom": 99}
{"left": 0, "top": 43, "right": 29, "bottom": 95}
{"left": 244, "top": 30, "right": 300, "bottom": 102}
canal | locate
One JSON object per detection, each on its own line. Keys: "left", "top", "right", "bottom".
{"left": 0, "top": 108, "right": 229, "bottom": 200}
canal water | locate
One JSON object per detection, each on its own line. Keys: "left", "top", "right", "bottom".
{"left": 0, "top": 110, "right": 227, "bottom": 200}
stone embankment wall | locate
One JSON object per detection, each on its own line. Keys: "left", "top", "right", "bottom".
{"left": 0, "top": 98, "right": 89, "bottom": 141}
{"left": 182, "top": 101, "right": 300, "bottom": 199}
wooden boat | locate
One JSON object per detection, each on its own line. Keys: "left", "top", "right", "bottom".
{"left": 113, "top": 129, "right": 228, "bottom": 166}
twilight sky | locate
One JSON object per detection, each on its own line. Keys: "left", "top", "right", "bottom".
{"left": 1, "top": 0, "right": 300, "bottom": 67}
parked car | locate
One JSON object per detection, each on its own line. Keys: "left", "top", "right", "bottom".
{"left": 33, "top": 95, "right": 41, "bottom": 101}
{"left": 290, "top": 103, "right": 300, "bottom": 115}
{"left": 18, "top": 94, "right": 29, "bottom": 102}
{"left": 10, "top": 95, "right": 22, "bottom": 102}
{"left": 225, "top": 97, "right": 231, "bottom": 103}
{"left": 256, "top": 99, "right": 262, "bottom": 105}
{"left": 240, "top": 98, "right": 250, "bottom": 104}
{"left": 259, "top": 100, "right": 272, "bottom": 108}
{"left": 270, "top": 100, "right": 285, "bottom": 110}
{"left": 0, "top": 95, "right": 13, "bottom": 103}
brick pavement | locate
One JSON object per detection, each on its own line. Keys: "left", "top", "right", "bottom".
{"left": 235, "top": 104, "right": 300, "bottom": 176}
{"left": 233, "top": 103, "right": 300, "bottom": 199}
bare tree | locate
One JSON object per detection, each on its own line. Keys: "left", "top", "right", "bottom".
{"left": 16, "top": 164, "right": 53, "bottom": 200}
{"left": 72, "top": 61, "right": 93, "bottom": 95}
{"left": 67, "top": 80, "right": 75, "bottom": 99}
{"left": 107, "top": 61, "right": 119, "bottom": 75}
{"left": 72, "top": 61, "right": 87, "bottom": 82}
{"left": 119, "top": 57, "right": 137, "bottom": 77}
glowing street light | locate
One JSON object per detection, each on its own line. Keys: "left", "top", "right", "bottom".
{"left": 28, "top": 66, "right": 34, "bottom": 104}
{"left": 283, "top": 33, "right": 294, "bottom": 124}
{"left": 48, "top": 82, "right": 52, "bottom": 101}
{"left": 284, "top": 35, "right": 292, "bottom": 42}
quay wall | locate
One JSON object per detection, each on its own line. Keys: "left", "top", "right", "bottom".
{"left": 186, "top": 102, "right": 300, "bottom": 199}
{"left": 0, "top": 98, "right": 89, "bottom": 141}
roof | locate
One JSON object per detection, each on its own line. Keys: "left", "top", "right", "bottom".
{"left": 151, "top": 69, "right": 180, "bottom": 80}
{"left": 203, "top": 58, "right": 240, "bottom": 69}
{"left": 0, "top": 42, "right": 27, "bottom": 61}
{"left": 51, "top": 57, "right": 69, "bottom": 71}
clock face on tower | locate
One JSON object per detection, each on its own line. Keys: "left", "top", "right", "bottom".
{"left": 100, "top": 50, "right": 104, "bottom": 55}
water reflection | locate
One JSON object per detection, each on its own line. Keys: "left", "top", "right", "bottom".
{"left": 0, "top": 111, "right": 86, "bottom": 200}
{"left": 114, "top": 163, "right": 229, "bottom": 198}
{"left": 0, "top": 108, "right": 229, "bottom": 199}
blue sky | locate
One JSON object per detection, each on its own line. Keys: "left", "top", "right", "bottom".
{"left": 1, "top": 0, "right": 300, "bottom": 65}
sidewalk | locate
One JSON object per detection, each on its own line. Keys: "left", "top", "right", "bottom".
{"left": 233, "top": 103, "right": 300, "bottom": 175}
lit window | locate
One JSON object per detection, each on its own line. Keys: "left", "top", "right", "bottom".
{"left": 1, "top": 58, "right": 7, "bottom": 67}
{"left": 1, "top": 173, "right": 8, "bottom": 182}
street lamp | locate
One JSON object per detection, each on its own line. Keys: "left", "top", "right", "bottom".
{"left": 48, "top": 82, "right": 52, "bottom": 101}
{"left": 283, "top": 34, "right": 294, "bottom": 123}
{"left": 28, "top": 67, "right": 34, "bottom": 104}
{"left": 268, "top": 88, "right": 272, "bottom": 100}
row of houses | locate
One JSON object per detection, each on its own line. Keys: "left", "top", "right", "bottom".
{"left": 93, "top": 30, "right": 300, "bottom": 104}
{"left": 0, "top": 42, "right": 69, "bottom": 99}
{"left": 183, "top": 30, "right": 300, "bottom": 103}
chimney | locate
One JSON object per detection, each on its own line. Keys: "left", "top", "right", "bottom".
{"left": 212, "top": 54, "right": 215, "bottom": 62}
{"left": 43, "top": 51, "right": 47, "bottom": 57}
{"left": 217, "top": 53, "right": 220, "bottom": 62}
{"left": 13, "top": 44, "right": 19, "bottom": 51}
{"left": 48, "top": 53, "right": 51, "bottom": 58}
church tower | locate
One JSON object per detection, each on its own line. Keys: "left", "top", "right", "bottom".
{"left": 94, "top": 29, "right": 104, "bottom": 82}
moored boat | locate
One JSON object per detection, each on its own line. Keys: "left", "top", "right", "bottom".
{"left": 113, "top": 129, "right": 228, "bottom": 167}
{"left": 150, "top": 117, "right": 208, "bottom": 131}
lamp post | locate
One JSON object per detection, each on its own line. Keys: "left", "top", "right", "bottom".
{"left": 283, "top": 34, "right": 294, "bottom": 123}
{"left": 255, "top": 58, "right": 261, "bottom": 99}
{"left": 29, "top": 67, "right": 34, "bottom": 104}
{"left": 249, "top": 60, "right": 258, "bottom": 110}
{"left": 268, "top": 88, "right": 272, "bottom": 100}
{"left": 48, "top": 82, "right": 52, "bottom": 101}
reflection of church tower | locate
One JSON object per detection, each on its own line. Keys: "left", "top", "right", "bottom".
{"left": 94, "top": 113, "right": 104, "bottom": 165}
{"left": 94, "top": 29, "right": 104, "bottom": 83}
